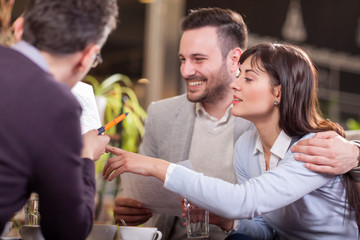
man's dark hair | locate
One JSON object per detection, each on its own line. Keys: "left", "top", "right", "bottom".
{"left": 22, "top": 0, "right": 118, "bottom": 54}
{"left": 182, "top": 7, "right": 248, "bottom": 58}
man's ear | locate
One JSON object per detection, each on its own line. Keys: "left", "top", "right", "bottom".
{"left": 228, "top": 47, "right": 242, "bottom": 74}
{"left": 13, "top": 17, "right": 24, "bottom": 42}
{"left": 76, "top": 44, "right": 100, "bottom": 72}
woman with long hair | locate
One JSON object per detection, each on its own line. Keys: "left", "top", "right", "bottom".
{"left": 103, "top": 43, "right": 359, "bottom": 239}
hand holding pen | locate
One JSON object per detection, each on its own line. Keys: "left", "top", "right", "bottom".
{"left": 98, "top": 112, "right": 129, "bottom": 135}
{"left": 82, "top": 129, "right": 110, "bottom": 160}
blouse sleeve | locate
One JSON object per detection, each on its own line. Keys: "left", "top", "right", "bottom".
{"left": 165, "top": 133, "right": 334, "bottom": 220}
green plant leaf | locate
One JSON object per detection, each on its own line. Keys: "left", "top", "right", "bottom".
{"left": 346, "top": 118, "right": 360, "bottom": 130}
{"left": 99, "top": 74, "right": 133, "bottom": 94}
{"left": 85, "top": 73, "right": 147, "bottom": 221}
{"left": 83, "top": 75, "right": 100, "bottom": 94}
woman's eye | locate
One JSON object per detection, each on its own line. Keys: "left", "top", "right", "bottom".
{"left": 244, "top": 77, "right": 252, "bottom": 82}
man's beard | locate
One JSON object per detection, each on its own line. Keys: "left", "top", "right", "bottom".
{"left": 186, "top": 64, "right": 232, "bottom": 104}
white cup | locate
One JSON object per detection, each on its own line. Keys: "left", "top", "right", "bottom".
{"left": 0, "top": 221, "right": 12, "bottom": 237}
{"left": 118, "top": 226, "right": 162, "bottom": 240}
{"left": 184, "top": 199, "right": 209, "bottom": 238}
{"left": 86, "top": 224, "right": 117, "bottom": 240}
{"left": 19, "top": 225, "right": 45, "bottom": 240}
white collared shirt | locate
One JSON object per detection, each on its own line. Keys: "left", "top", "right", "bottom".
{"left": 254, "top": 130, "right": 292, "bottom": 172}
{"left": 195, "top": 102, "right": 233, "bottom": 131}
{"left": 164, "top": 130, "right": 356, "bottom": 239}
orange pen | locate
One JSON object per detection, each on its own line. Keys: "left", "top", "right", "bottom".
{"left": 97, "top": 112, "right": 129, "bottom": 135}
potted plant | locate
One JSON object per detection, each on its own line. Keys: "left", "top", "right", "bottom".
{"left": 83, "top": 73, "right": 147, "bottom": 221}
{"left": 0, "top": 0, "right": 15, "bottom": 46}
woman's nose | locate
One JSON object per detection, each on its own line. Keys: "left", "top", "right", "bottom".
{"left": 230, "top": 77, "right": 241, "bottom": 91}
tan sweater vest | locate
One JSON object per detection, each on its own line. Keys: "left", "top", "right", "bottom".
{"left": 189, "top": 115, "right": 236, "bottom": 184}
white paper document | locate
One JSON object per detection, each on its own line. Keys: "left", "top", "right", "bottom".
{"left": 121, "top": 160, "right": 193, "bottom": 216}
{"left": 71, "top": 82, "right": 102, "bottom": 134}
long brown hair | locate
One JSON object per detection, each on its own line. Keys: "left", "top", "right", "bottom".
{"left": 240, "top": 43, "right": 360, "bottom": 231}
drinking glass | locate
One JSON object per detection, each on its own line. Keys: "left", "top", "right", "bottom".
{"left": 184, "top": 199, "right": 209, "bottom": 238}
{"left": 24, "top": 194, "right": 40, "bottom": 226}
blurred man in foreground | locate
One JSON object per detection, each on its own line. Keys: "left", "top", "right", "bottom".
{"left": 0, "top": 0, "right": 118, "bottom": 239}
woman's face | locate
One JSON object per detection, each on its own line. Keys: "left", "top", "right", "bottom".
{"left": 230, "top": 56, "right": 280, "bottom": 123}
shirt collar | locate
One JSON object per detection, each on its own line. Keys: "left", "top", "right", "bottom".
{"left": 12, "top": 40, "right": 49, "bottom": 72}
{"left": 253, "top": 130, "right": 292, "bottom": 159}
{"left": 254, "top": 133, "right": 263, "bottom": 155}
{"left": 195, "top": 102, "right": 233, "bottom": 124}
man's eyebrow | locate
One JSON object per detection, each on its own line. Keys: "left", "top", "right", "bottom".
{"left": 191, "top": 53, "right": 207, "bottom": 57}
{"left": 178, "top": 53, "right": 208, "bottom": 58}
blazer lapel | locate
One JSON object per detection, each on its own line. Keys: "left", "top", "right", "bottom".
{"left": 169, "top": 99, "right": 196, "bottom": 162}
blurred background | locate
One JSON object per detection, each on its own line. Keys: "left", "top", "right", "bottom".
{"left": 2, "top": 0, "right": 360, "bottom": 226}
{"left": 8, "top": 0, "right": 360, "bottom": 127}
